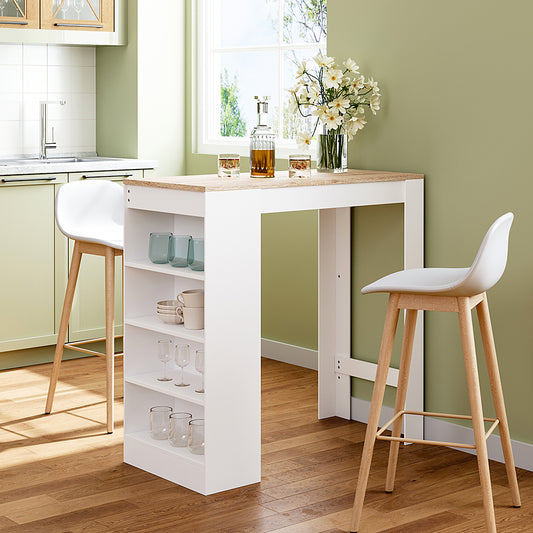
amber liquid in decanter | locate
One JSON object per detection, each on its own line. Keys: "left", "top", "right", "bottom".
{"left": 250, "top": 149, "right": 275, "bottom": 178}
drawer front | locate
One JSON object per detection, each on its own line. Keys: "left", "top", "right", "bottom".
{"left": 69, "top": 169, "right": 144, "bottom": 182}
{"left": 0, "top": 173, "right": 67, "bottom": 187}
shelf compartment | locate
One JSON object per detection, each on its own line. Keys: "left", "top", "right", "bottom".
{"left": 125, "top": 259, "right": 205, "bottom": 281}
{"left": 124, "top": 431, "right": 206, "bottom": 495}
{"left": 125, "top": 372, "right": 205, "bottom": 406}
{"left": 125, "top": 316, "right": 205, "bottom": 343}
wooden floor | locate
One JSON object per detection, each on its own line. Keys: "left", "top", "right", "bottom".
{"left": 1, "top": 357, "right": 532, "bottom": 532}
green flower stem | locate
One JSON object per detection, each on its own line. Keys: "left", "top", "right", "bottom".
{"left": 318, "top": 131, "right": 346, "bottom": 171}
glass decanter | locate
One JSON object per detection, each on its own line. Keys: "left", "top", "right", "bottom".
{"left": 250, "top": 96, "right": 275, "bottom": 178}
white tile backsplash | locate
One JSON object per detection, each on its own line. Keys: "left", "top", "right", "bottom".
{"left": 0, "top": 43, "right": 96, "bottom": 158}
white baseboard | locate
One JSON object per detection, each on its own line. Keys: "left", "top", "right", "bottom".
{"left": 351, "top": 397, "right": 533, "bottom": 472}
{"left": 261, "top": 338, "right": 318, "bottom": 371}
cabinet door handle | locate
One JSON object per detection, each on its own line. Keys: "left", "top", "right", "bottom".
{"left": 1, "top": 20, "right": 29, "bottom": 25}
{"left": 54, "top": 23, "right": 104, "bottom": 28}
{"left": 1, "top": 177, "right": 57, "bottom": 183}
{"left": 81, "top": 174, "right": 133, "bottom": 179}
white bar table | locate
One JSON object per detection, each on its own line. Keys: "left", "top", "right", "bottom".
{"left": 122, "top": 169, "right": 424, "bottom": 495}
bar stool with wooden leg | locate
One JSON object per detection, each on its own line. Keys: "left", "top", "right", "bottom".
{"left": 350, "top": 212, "right": 520, "bottom": 533}
{"left": 45, "top": 180, "right": 124, "bottom": 434}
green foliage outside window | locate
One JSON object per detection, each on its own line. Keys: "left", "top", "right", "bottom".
{"left": 220, "top": 69, "right": 247, "bottom": 137}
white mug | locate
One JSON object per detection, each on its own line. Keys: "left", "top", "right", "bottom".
{"left": 177, "top": 306, "right": 204, "bottom": 330}
{"left": 177, "top": 289, "right": 204, "bottom": 308}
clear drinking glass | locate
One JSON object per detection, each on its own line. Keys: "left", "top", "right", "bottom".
{"left": 218, "top": 153, "right": 240, "bottom": 178}
{"left": 150, "top": 406, "right": 172, "bottom": 440}
{"left": 149, "top": 232, "right": 172, "bottom": 264}
{"left": 157, "top": 339, "right": 173, "bottom": 382}
{"left": 195, "top": 349, "right": 205, "bottom": 393}
{"left": 174, "top": 344, "right": 190, "bottom": 387}
{"left": 188, "top": 418, "right": 205, "bottom": 455}
{"left": 169, "top": 235, "right": 191, "bottom": 268}
{"left": 169, "top": 412, "right": 192, "bottom": 447}
{"left": 188, "top": 238, "right": 204, "bottom": 271}
{"left": 288, "top": 154, "right": 312, "bottom": 178}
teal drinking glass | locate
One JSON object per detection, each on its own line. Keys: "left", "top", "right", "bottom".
{"left": 188, "top": 238, "right": 204, "bottom": 271}
{"left": 169, "top": 235, "right": 191, "bottom": 268}
{"left": 149, "top": 232, "right": 172, "bottom": 264}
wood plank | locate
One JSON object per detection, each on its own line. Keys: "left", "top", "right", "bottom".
{"left": 0, "top": 356, "right": 531, "bottom": 532}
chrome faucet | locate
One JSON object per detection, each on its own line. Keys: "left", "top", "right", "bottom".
{"left": 40, "top": 100, "right": 66, "bottom": 160}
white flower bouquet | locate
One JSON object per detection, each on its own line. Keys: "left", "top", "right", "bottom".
{"left": 289, "top": 54, "right": 381, "bottom": 171}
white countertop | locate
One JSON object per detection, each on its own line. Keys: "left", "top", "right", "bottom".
{"left": 0, "top": 157, "right": 157, "bottom": 176}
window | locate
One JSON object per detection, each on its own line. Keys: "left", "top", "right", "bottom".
{"left": 196, "top": 0, "right": 327, "bottom": 157}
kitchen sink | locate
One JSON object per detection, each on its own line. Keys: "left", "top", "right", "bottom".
{"left": 0, "top": 157, "right": 120, "bottom": 166}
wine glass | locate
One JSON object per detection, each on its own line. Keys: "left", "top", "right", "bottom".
{"left": 157, "top": 339, "right": 173, "bottom": 382}
{"left": 195, "top": 349, "right": 205, "bottom": 393}
{"left": 174, "top": 344, "right": 190, "bottom": 387}
{"left": 60, "top": 0, "right": 71, "bottom": 19}
{"left": 0, "top": 0, "right": 8, "bottom": 17}
{"left": 73, "top": 0, "right": 84, "bottom": 20}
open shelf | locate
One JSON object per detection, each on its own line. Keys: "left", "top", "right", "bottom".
{"left": 126, "top": 430, "right": 205, "bottom": 464}
{"left": 125, "top": 372, "right": 205, "bottom": 406}
{"left": 125, "top": 259, "right": 205, "bottom": 281}
{"left": 124, "top": 431, "right": 206, "bottom": 494}
{"left": 124, "top": 316, "right": 205, "bottom": 343}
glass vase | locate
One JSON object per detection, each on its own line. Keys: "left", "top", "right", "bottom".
{"left": 317, "top": 130, "right": 347, "bottom": 173}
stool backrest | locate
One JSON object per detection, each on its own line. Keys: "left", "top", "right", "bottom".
{"left": 55, "top": 180, "right": 124, "bottom": 239}
{"left": 455, "top": 212, "right": 514, "bottom": 296}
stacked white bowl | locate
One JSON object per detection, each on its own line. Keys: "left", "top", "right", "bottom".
{"left": 156, "top": 300, "right": 183, "bottom": 324}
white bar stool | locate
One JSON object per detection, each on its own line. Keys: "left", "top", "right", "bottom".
{"left": 350, "top": 213, "right": 520, "bottom": 533}
{"left": 45, "top": 180, "right": 124, "bottom": 434}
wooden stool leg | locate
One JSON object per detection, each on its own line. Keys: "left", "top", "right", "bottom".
{"left": 458, "top": 297, "right": 497, "bottom": 533}
{"left": 385, "top": 308, "right": 418, "bottom": 493}
{"left": 350, "top": 293, "right": 401, "bottom": 533}
{"left": 477, "top": 295, "right": 521, "bottom": 507}
{"left": 45, "top": 242, "right": 83, "bottom": 414}
{"left": 104, "top": 247, "right": 115, "bottom": 434}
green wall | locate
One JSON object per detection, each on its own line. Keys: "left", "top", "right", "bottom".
{"left": 329, "top": 0, "right": 533, "bottom": 443}
{"left": 93, "top": 0, "right": 533, "bottom": 445}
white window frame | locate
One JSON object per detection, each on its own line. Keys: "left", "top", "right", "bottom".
{"left": 195, "top": 0, "right": 325, "bottom": 159}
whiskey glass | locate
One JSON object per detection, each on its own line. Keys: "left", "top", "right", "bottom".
{"left": 169, "top": 412, "right": 192, "bottom": 447}
{"left": 188, "top": 419, "right": 205, "bottom": 455}
{"left": 218, "top": 153, "right": 240, "bottom": 178}
{"left": 150, "top": 406, "right": 172, "bottom": 440}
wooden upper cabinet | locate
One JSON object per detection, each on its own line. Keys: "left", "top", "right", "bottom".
{"left": 0, "top": 0, "right": 40, "bottom": 29}
{"left": 41, "top": 0, "right": 113, "bottom": 32}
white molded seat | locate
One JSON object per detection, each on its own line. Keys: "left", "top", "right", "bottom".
{"left": 55, "top": 179, "right": 124, "bottom": 249}
{"left": 362, "top": 213, "right": 513, "bottom": 297}
{"left": 350, "top": 212, "right": 520, "bottom": 533}
{"left": 46, "top": 180, "right": 124, "bottom": 434}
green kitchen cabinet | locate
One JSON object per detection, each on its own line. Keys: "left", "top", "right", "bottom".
{"left": 0, "top": 174, "right": 68, "bottom": 352}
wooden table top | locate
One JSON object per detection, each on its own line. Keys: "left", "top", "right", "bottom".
{"left": 123, "top": 169, "right": 424, "bottom": 193}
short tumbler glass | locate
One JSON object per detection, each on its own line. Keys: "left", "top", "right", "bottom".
{"left": 218, "top": 153, "right": 240, "bottom": 178}
{"left": 169, "top": 234, "right": 192, "bottom": 268}
{"left": 169, "top": 412, "right": 193, "bottom": 447}
{"left": 188, "top": 238, "right": 204, "bottom": 271}
{"left": 188, "top": 418, "right": 205, "bottom": 455}
{"left": 149, "top": 232, "right": 172, "bottom": 264}
{"left": 288, "top": 154, "right": 312, "bottom": 178}
{"left": 150, "top": 405, "right": 173, "bottom": 440}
